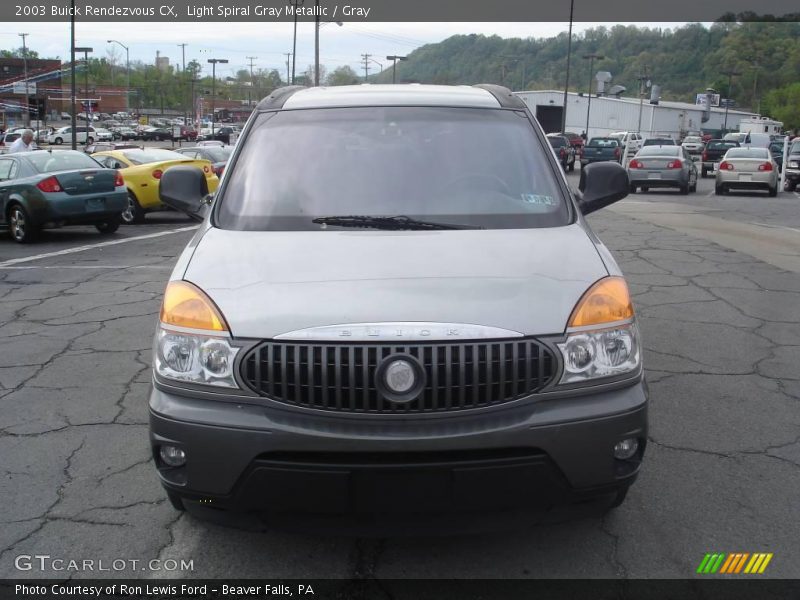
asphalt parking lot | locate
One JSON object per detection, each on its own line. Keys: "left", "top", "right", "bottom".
{"left": 1, "top": 169, "right": 799, "bottom": 580}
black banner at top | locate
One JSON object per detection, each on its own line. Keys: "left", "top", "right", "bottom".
{"left": 3, "top": 0, "right": 800, "bottom": 22}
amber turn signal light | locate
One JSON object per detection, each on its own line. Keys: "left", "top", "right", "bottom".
{"left": 568, "top": 277, "right": 634, "bottom": 328}
{"left": 160, "top": 281, "right": 228, "bottom": 331}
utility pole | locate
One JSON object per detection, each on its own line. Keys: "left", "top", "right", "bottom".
{"left": 290, "top": 0, "right": 304, "bottom": 84}
{"left": 207, "top": 58, "right": 228, "bottom": 138}
{"left": 582, "top": 52, "right": 604, "bottom": 139}
{"left": 178, "top": 43, "right": 187, "bottom": 123}
{"left": 70, "top": 0, "right": 76, "bottom": 149}
{"left": 19, "top": 33, "right": 30, "bottom": 127}
{"left": 246, "top": 56, "right": 257, "bottom": 106}
{"left": 361, "top": 53, "right": 371, "bottom": 81}
{"left": 721, "top": 69, "right": 740, "bottom": 133}
{"left": 190, "top": 78, "right": 199, "bottom": 127}
{"left": 284, "top": 52, "right": 292, "bottom": 85}
{"left": 74, "top": 47, "right": 93, "bottom": 141}
{"left": 636, "top": 65, "right": 649, "bottom": 134}
{"left": 107, "top": 40, "right": 129, "bottom": 114}
{"left": 561, "top": 0, "right": 575, "bottom": 133}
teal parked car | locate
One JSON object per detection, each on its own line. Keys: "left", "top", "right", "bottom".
{"left": 0, "top": 150, "right": 128, "bottom": 243}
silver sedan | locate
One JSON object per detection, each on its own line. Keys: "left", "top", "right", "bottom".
{"left": 627, "top": 145, "right": 698, "bottom": 194}
{"left": 715, "top": 147, "right": 779, "bottom": 197}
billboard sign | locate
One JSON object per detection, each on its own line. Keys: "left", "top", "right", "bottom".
{"left": 696, "top": 93, "right": 721, "bottom": 107}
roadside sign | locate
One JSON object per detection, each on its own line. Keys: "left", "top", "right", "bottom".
{"left": 12, "top": 82, "right": 36, "bottom": 95}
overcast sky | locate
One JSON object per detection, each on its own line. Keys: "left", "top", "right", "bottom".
{"left": 0, "top": 22, "right": 697, "bottom": 79}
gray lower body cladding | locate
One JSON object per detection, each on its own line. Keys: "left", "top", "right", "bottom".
{"left": 149, "top": 378, "right": 648, "bottom": 518}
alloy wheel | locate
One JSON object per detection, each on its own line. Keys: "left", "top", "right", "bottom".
{"left": 9, "top": 207, "right": 26, "bottom": 242}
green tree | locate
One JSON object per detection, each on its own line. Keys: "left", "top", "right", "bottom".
{"left": 325, "top": 65, "right": 359, "bottom": 86}
{"left": 762, "top": 83, "right": 800, "bottom": 131}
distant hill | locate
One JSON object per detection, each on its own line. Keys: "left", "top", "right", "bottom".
{"left": 372, "top": 19, "right": 800, "bottom": 126}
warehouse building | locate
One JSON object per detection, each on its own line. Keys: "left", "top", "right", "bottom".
{"left": 515, "top": 90, "right": 759, "bottom": 140}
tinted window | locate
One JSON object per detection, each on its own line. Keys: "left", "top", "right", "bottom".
{"left": 638, "top": 147, "right": 681, "bottom": 157}
{"left": 725, "top": 148, "right": 769, "bottom": 159}
{"left": 587, "top": 138, "right": 619, "bottom": 147}
{"left": 707, "top": 141, "right": 739, "bottom": 150}
{"left": 25, "top": 151, "right": 102, "bottom": 172}
{"left": 203, "top": 146, "right": 233, "bottom": 161}
{"left": 547, "top": 136, "right": 567, "bottom": 148}
{"left": 643, "top": 138, "right": 676, "bottom": 146}
{"left": 218, "top": 107, "right": 569, "bottom": 231}
{"left": 120, "top": 149, "right": 187, "bottom": 165}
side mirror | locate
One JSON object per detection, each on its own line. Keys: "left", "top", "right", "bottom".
{"left": 575, "top": 161, "right": 629, "bottom": 215}
{"left": 159, "top": 166, "right": 211, "bottom": 221}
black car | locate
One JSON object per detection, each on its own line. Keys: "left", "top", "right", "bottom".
{"left": 201, "top": 126, "right": 235, "bottom": 145}
{"left": 141, "top": 127, "right": 173, "bottom": 141}
{"left": 546, "top": 134, "right": 576, "bottom": 171}
{"left": 784, "top": 139, "right": 800, "bottom": 191}
{"left": 174, "top": 145, "right": 234, "bottom": 177}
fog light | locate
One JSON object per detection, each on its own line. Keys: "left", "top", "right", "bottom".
{"left": 613, "top": 438, "right": 639, "bottom": 460}
{"left": 160, "top": 445, "right": 186, "bottom": 467}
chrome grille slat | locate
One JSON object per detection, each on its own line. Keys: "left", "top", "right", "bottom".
{"left": 241, "top": 338, "right": 556, "bottom": 414}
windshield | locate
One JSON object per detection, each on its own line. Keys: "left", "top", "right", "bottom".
{"left": 121, "top": 149, "right": 187, "bottom": 165}
{"left": 547, "top": 137, "right": 567, "bottom": 147}
{"left": 587, "top": 138, "right": 618, "bottom": 147}
{"left": 25, "top": 151, "right": 103, "bottom": 173}
{"left": 638, "top": 147, "right": 680, "bottom": 157}
{"left": 708, "top": 141, "right": 738, "bottom": 150}
{"left": 726, "top": 148, "right": 769, "bottom": 159}
{"left": 217, "top": 107, "right": 569, "bottom": 231}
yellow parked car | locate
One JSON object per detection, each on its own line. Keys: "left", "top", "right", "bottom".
{"left": 91, "top": 148, "right": 219, "bottom": 224}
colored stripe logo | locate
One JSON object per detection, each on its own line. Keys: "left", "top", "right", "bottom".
{"left": 697, "top": 553, "right": 773, "bottom": 574}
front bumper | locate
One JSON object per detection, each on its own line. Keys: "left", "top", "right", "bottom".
{"left": 149, "top": 377, "right": 648, "bottom": 516}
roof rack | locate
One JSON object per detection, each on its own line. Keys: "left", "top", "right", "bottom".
{"left": 255, "top": 86, "right": 307, "bottom": 111}
{"left": 472, "top": 84, "right": 526, "bottom": 109}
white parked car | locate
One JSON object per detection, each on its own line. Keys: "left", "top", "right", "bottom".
{"left": 93, "top": 128, "right": 114, "bottom": 142}
{"left": 609, "top": 131, "right": 643, "bottom": 153}
{"left": 47, "top": 126, "right": 97, "bottom": 145}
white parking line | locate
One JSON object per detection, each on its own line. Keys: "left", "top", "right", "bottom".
{"left": 751, "top": 222, "right": 800, "bottom": 234}
{"left": 0, "top": 226, "right": 198, "bottom": 268}
{"left": 0, "top": 265, "right": 173, "bottom": 270}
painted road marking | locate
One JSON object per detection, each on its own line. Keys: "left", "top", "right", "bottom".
{"left": 0, "top": 265, "right": 174, "bottom": 270}
{"left": 0, "top": 226, "right": 198, "bottom": 268}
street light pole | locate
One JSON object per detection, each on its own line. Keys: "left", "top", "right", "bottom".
{"left": 386, "top": 55, "right": 407, "bottom": 84}
{"left": 207, "top": 58, "right": 228, "bottom": 138}
{"left": 583, "top": 52, "right": 604, "bottom": 139}
{"left": 721, "top": 69, "right": 740, "bottom": 133}
{"left": 19, "top": 33, "right": 30, "bottom": 127}
{"left": 290, "top": 0, "right": 304, "bottom": 84}
{"left": 70, "top": 0, "right": 76, "bottom": 149}
{"left": 560, "top": 0, "right": 574, "bottom": 133}
{"left": 315, "top": 12, "right": 343, "bottom": 87}
{"left": 74, "top": 47, "right": 93, "bottom": 142}
{"left": 107, "top": 40, "right": 130, "bottom": 114}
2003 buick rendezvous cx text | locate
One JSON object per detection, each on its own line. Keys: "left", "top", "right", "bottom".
{"left": 149, "top": 84, "right": 647, "bottom": 530}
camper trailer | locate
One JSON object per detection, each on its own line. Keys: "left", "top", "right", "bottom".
{"left": 739, "top": 116, "right": 783, "bottom": 136}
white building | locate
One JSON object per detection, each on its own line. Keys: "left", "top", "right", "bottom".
{"left": 514, "top": 90, "right": 758, "bottom": 140}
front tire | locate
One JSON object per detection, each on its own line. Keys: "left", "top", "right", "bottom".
{"left": 121, "top": 192, "right": 146, "bottom": 224}
{"left": 166, "top": 490, "right": 185, "bottom": 511}
{"left": 95, "top": 216, "right": 121, "bottom": 234}
{"left": 54, "top": 137, "right": 63, "bottom": 145}
{"left": 7, "top": 204, "right": 37, "bottom": 244}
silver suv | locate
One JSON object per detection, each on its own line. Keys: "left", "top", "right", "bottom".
{"left": 151, "top": 84, "right": 647, "bottom": 527}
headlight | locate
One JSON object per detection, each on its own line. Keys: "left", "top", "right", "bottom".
{"left": 155, "top": 327, "right": 240, "bottom": 388}
{"left": 557, "top": 323, "right": 640, "bottom": 384}
{"left": 557, "top": 276, "right": 642, "bottom": 385}
{"left": 789, "top": 160, "right": 799, "bottom": 168}
{"left": 154, "top": 280, "right": 239, "bottom": 388}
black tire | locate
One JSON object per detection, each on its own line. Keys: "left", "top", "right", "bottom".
{"left": 786, "top": 180, "right": 797, "bottom": 192}
{"left": 95, "top": 216, "right": 121, "bottom": 234}
{"left": 54, "top": 137, "right": 63, "bottom": 145}
{"left": 701, "top": 167, "right": 707, "bottom": 178}
{"left": 166, "top": 490, "right": 186, "bottom": 511}
{"left": 715, "top": 185, "right": 724, "bottom": 195}
{"left": 641, "top": 187, "right": 649, "bottom": 193}
{"left": 629, "top": 184, "right": 637, "bottom": 193}
{"left": 768, "top": 185, "right": 778, "bottom": 197}
{"left": 680, "top": 184, "right": 689, "bottom": 195}
{"left": 690, "top": 179, "right": 697, "bottom": 193}
{"left": 568, "top": 161, "right": 575, "bottom": 172}
{"left": 6, "top": 203, "right": 38, "bottom": 244}
{"left": 121, "top": 191, "right": 146, "bottom": 224}
{"left": 86, "top": 137, "right": 94, "bottom": 144}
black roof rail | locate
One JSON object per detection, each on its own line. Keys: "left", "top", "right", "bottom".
{"left": 255, "top": 85, "right": 307, "bottom": 110}
{"left": 473, "top": 84, "right": 526, "bottom": 109}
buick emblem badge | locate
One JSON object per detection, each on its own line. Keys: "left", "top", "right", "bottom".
{"left": 384, "top": 359, "right": 415, "bottom": 393}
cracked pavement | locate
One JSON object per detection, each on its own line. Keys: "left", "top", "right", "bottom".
{"left": 1, "top": 175, "right": 799, "bottom": 580}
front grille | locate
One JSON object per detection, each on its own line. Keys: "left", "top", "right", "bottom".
{"left": 240, "top": 338, "right": 556, "bottom": 414}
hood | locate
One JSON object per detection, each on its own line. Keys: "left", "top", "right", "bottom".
{"left": 182, "top": 225, "right": 609, "bottom": 339}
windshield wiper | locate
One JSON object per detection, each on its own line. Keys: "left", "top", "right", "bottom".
{"left": 312, "top": 215, "right": 482, "bottom": 230}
